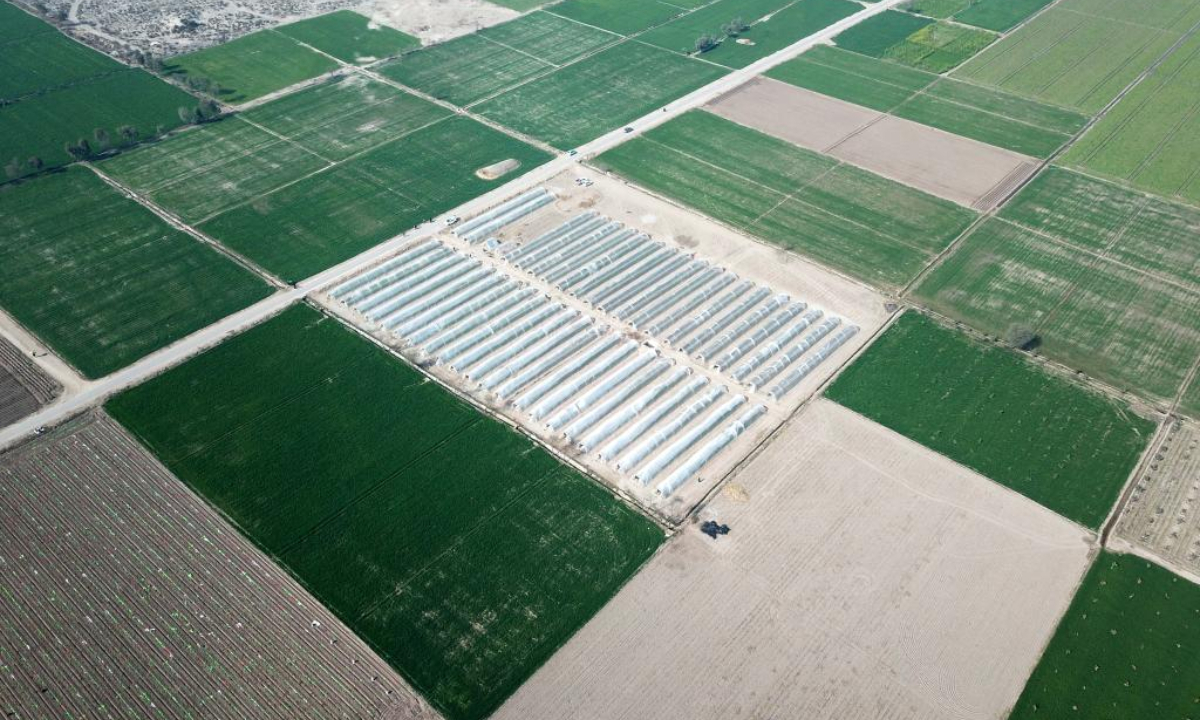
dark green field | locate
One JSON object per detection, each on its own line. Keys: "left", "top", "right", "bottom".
{"left": 107, "top": 304, "right": 663, "bottom": 720}
{"left": 825, "top": 312, "right": 1155, "bottom": 529}
{"left": 1010, "top": 552, "right": 1200, "bottom": 719}
{"left": 275, "top": 10, "right": 419, "bottom": 63}
{"left": 834, "top": 10, "right": 932, "bottom": 56}
{"left": 768, "top": 46, "right": 1087, "bottom": 156}
{"left": 166, "top": 30, "right": 339, "bottom": 103}
{"left": 198, "top": 116, "right": 551, "bottom": 281}
{"left": 952, "top": 0, "right": 1055, "bottom": 31}
{"left": 594, "top": 110, "right": 975, "bottom": 288}
{"left": 917, "top": 167, "right": 1200, "bottom": 406}
{"left": 834, "top": 10, "right": 996, "bottom": 72}
{"left": 0, "top": 31, "right": 121, "bottom": 100}
{"left": 695, "top": 0, "right": 862, "bottom": 68}
{"left": 0, "top": 168, "right": 271, "bottom": 378}
{"left": 638, "top": 0, "right": 794, "bottom": 54}
{"left": 477, "top": 41, "right": 727, "bottom": 149}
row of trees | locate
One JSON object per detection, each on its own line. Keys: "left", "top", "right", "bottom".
{"left": 694, "top": 17, "right": 751, "bottom": 54}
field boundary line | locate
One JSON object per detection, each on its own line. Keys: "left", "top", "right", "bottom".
{"left": 475, "top": 32, "right": 566, "bottom": 67}
{"left": 86, "top": 163, "right": 287, "bottom": 288}
{"left": 1168, "top": 354, "right": 1200, "bottom": 418}
{"left": 1099, "top": 410, "right": 1174, "bottom": 546}
{"left": 234, "top": 114, "right": 338, "bottom": 165}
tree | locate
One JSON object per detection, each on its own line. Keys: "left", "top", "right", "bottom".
{"left": 196, "top": 98, "right": 220, "bottom": 121}
{"left": 5, "top": 157, "right": 20, "bottom": 179}
{"left": 1006, "top": 325, "right": 1040, "bottom": 351}
{"left": 721, "top": 17, "right": 749, "bottom": 37}
{"left": 93, "top": 127, "right": 110, "bottom": 149}
{"left": 27, "top": 156, "right": 43, "bottom": 172}
{"left": 178, "top": 105, "right": 198, "bottom": 124}
{"left": 64, "top": 138, "right": 91, "bottom": 161}
{"left": 118, "top": 125, "right": 139, "bottom": 146}
{"left": 694, "top": 34, "right": 719, "bottom": 53}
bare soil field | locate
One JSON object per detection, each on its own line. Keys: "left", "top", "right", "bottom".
{"left": 0, "top": 337, "right": 59, "bottom": 429}
{"left": 1114, "top": 418, "right": 1200, "bottom": 579}
{"left": 493, "top": 399, "right": 1093, "bottom": 720}
{"left": 319, "top": 167, "right": 889, "bottom": 522}
{"left": 0, "top": 411, "right": 439, "bottom": 720}
{"left": 705, "top": 81, "right": 1039, "bottom": 209}
{"left": 27, "top": 0, "right": 517, "bottom": 55}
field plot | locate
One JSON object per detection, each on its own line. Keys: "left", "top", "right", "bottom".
{"left": 379, "top": 33, "right": 555, "bottom": 106}
{"left": 166, "top": 30, "right": 339, "bottom": 103}
{"left": 0, "top": 336, "right": 59, "bottom": 429}
{"left": 954, "top": 0, "right": 1200, "bottom": 113}
{"left": 1009, "top": 552, "right": 1200, "bottom": 719}
{"left": 639, "top": 0, "right": 794, "bottom": 54}
{"left": 1185, "top": 377, "right": 1200, "bottom": 419}
{"left": 275, "top": 10, "right": 420, "bottom": 63}
{"left": 0, "top": 31, "right": 122, "bottom": 100}
{"left": 477, "top": 42, "right": 727, "bottom": 149}
{"left": 0, "top": 411, "right": 439, "bottom": 720}
{"left": 1115, "top": 419, "right": 1200, "bottom": 577}
{"left": 0, "top": 168, "right": 270, "bottom": 378}
{"left": 478, "top": 10, "right": 622, "bottom": 64}
{"left": 494, "top": 398, "right": 1092, "bottom": 720}
{"left": 767, "top": 45, "right": 1087, "bottom": 156}
{"left": 0, "top": 1, "right": 52, "bottom": 42}
{"left": 198, "top": 116, "right": 552, "bottom": 281}
{"left": 825, "top": 312, "right": 1155, "bottom": 529}
{"left": 547, "top": 0, "right": 697, "bottom": 36}
{"left": 107, "top": 304, "right": 663, "bottom": 720}
{"left": 917, "top": 167, "right": 1200, "bottom": 405}
{"left": 834, "top": 9, "right": 999, "bottom": 72}
{"left": 595, "top": 109, "right": 975, "bottom": 287}
{"left": 1062, "top": 29, "right": 1200, "bottom": 206}
{"left": 906, "top": 0, "right": 1056, "bottom": 31}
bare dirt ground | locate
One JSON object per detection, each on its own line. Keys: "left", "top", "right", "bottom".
{"left": 493, "top": 399, "right": 1093, "bottom": 720}
{"left": 319, "top": 167, "right": 891, "bottom": 523}
{"left": 0, "top": 411, "right": 440, "bottom": 720}
{"left": 0, "top": 337, "right": 60, "bottom": 430}
{"left": 24, "top": 0, "right": 517, "bottom": 55}
{"left": 704, "top": 83, "right": 1037, "bottom": 209}
{"left": 707, "top": 76, "right": 881, "bottom": 152}
{"left": 1113, "top": 417, "right": 1200, "bottom": 579}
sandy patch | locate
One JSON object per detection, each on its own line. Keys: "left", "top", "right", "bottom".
{"left": 707, "top": 76, "right": 881, "bottom": 152}
{"left": 475, "top": 158, "right": 521, "bottom": 180}
{"left": 494, "top": 399, "right": 1093, "bottom": 720}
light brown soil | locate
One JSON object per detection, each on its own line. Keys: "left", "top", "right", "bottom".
{"left": 475, "top": 158, "right": 521, "bottom": 180}
{"left": 493, "top": 399, "right": 1093, "bottom": 720}
{"left": 0, "top": 411, "right": 440, "bottom": 720}
{"left": 707, "top": 76, "right": 881, "bottom": 152}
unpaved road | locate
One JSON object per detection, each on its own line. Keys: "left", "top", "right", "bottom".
{"left": 0, "top": 0, "right": 908, "bottom": 452}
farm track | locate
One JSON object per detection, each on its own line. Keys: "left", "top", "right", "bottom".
{"left": 0, "top": 0, "right": 910, "bottom": 453}
{"left": 0, "top": 411, "right": 439, "bottom": 720}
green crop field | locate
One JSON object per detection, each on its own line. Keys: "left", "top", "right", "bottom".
{"left": 1010, "top": 553, "right": 1200, "bottom": 719}
{"left": 1182, "top": 375, "right": 1200, "bottom": 420}
{"left": 106, "top": 304, "right": 663, "bottom": 720}
{"left": 1062, "top": 30, "right": 1200, "bottom": 206}
{"left": 478, "top": 42, "right": 727, "bottom": 149}
{"left": 0, "top": 32, "right": 122, "bottom": 100}
{"left": 548, "top": 0, "right": 695, "bottom": 36}
{"left": 100, "top": 76, "right": 450, "bottom": 223}
{"left": 489, "top": 0, "right": 546, "bottom": 9}
{"left": 916, "top": 168, "right": 1200, "bottom": 406}
{"left": 198, "top": 116, "right": 552, "bottom": 281}
{"left": 906, "top": 0, "right": 1054, "bottom": 31}
{"left": 0, "top": 167, "right": 270, "bottom": 378}
{"left": 378, "top": 34, "right": 555, "bottom": 106}
{"left": 825, "top": 313, "right": 1155, "bottom": 528}
{"left": 768, "top": 45, "right": 1086, "bottom": 156}
{"left": 639, "top": 0, "right": 793, "bottom": 54}
{"left": 275, "top": 10, "right": 419, "bottom": 63}
{"left": 594, "top": 110, "right": 975, "bottom": 288}
{"left": 479, "top": 10, "right": 621, "bottom": 64}
{"left": 0, "top": 1, "right": 53, "bottom": 42}
{"left": 834, "top": 10, "right": 932, "bottom": 56}
{"left": 881, "top": 21, "right": 997, "bottom": 72}
{"left": 694, "top": 0, "right": 861, "bottom": 68}
{"left": 166, "top": 30, "right": 339, "bottom": 103}
{"left": 954, "top": 0, "right": 1200, "bottom": 113}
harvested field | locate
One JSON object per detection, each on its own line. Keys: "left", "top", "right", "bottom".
{"left": 595, "top": 109, "right": 976, "bottom": 288}
{"left": 825, "top": 312, "right": 1156, "bottom": 529}
{"left": 476, "top": 41, "right": 728, "bottom": 149}
{"left": 706, "top": 80, "right": 1037, "bottom": 208}
{"left": 0, "top": 410, "right": 440, "bottom": 720}
{"left": 0, "top": 167, "right": 271, "bottom": 378}
{"left": 166, "top": 30, "right": 339, "bottom": 103}
{"left": 0, "top": 336, "right": 59, "bottom": 429}
{"left": 494, "top": 398, "right": 1092, "bottom": 720}
{"left": 100, "top": 75, "right": 449, "bottom": 221}
{"left": 954, "top": 0, "right": 1200, "bottom": 113}
{"left": 275, "top": 10, "right": 420, "bottom": 63}
{"left": 917, "top": 167, "right": 1200, "bottom": 405}
{"left": 1008, "top": 552, "right": 1200, "bottom": 719}
{"left": 0, "top": 4, "right": 195, "bottom": 175}
{"left": 1115, "top": 418, "right": 1200, "bottom": 577}
{"left": 197, "top": 116, "right": 552, "bottom": 281}
{"left": 547, "top": 0, "right": 696, "bottom": 36}
{"left": 1062, "top": 29, "right": 1200, "bottom": 206}
{"left": 767, "top": 45, "right": 1087, "bottom": 156}
{"left": 107, "top": 304, "right": 663, "bottom": 720}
